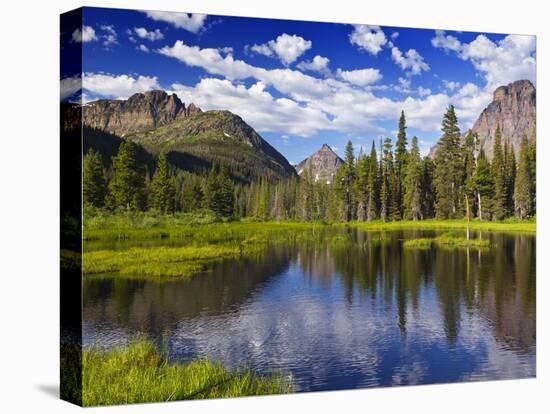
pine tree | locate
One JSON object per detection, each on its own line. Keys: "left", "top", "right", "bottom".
{"left": 394, "top": 110, "right": 408, "bottom": 219}
{"left": 83, "top": 149, "right": 106, "bottom": 208}
{"left": 472, "top": 149, "right": 494, "bottom": 220}
{"left": 150, "top": 152, "right": 175, "bottom": 213}
{"left": 379, "top": 137, "right": 394, "bottom": 222}
{"left": 355, "top": 151, "right": 368, "bottom": 221}
{"left": 366, "top": 141, "right": 379, "bottom": 221}
{"left": 338, "top": 140, "right": 356, "bottom": 221}
{"left": 462, "top": 130, "right": 477, "bottom": 218}
{"left": 434, "top": 105, "right": 463, "bottom": 218}
{"left": 492, "top": 125, "right": 507, "bottom": 220}
{"left": 403, "top": 136, "right": 423, "bottom": 220}
{"left": 106, "top": 141, "right": 146, "bottom": 210}
{"left": 421, "top": 157, "right": 436, "bottom": 219}
{"left": 514, "top": 135, "right": 532, "bottom": 219}
{"left": 218, "top": 166, "right": 235, "bottom": 217}
{"left": 504, "top": 141, "right": 516, "bottom": 216}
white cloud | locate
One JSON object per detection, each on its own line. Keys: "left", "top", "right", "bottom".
{"left": 391, "top": 32, "right": 399, "bottom": 40}
{"left": 133, "top": 27, "right": 164, "bottom": 41}
{"left": 138, "top": 44, "right": 150, "bottom": 53}
{"left": 297, "top": 55, "right": 331, "bottom": 75}
{"left": 82, "top": 73, "right": 161, "bottom": 100}
{"left": 431, "top": 30, "right": 461, "bottom": 52}
{"left": 442, "top": 80, "right": 460, "bottom": 91}
{"left": 249, "top": 43, "right": 273, "bottom": 57}
{"left": 143, "top": 11, "right": 207, "bottom": 33}
{"left": 417, "top": 86, "right": 432, "bottom": 97}
{"left": 249, "top": 34, "right": 312, "bottom": 65}
{"left": 100, "top": 25, "right": 118, "bottom": 46}
{"left": 432, "top": 31, "right": 536, "bottom": 90}
{"left": 336, "top": 68, "right": 382, "bottom": 86}
{"left": 349, "top": 25, "right": 387, "bottom": 55}
{"left": 60, "top": 75, "right": 82, "bottom": 100}
{"left": 170, "top": 78, "right": 330, "bottom": 136}
{"left": 72, "top": 26, "right": 97, "bottom": 43}
{"left": 391, "top": 46, "right": 430, "bottom": 75}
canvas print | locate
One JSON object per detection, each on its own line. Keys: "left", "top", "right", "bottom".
{"left": 60, "top": 6, "right": 536, "bottom": 407}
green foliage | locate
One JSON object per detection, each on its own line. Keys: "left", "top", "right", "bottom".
{"left": 106, "top": 141, "right": 146, "bottom": 211}
{"left": 206, "top": 165, "right": 235, "bottom": 218}
{"left": 492, "top": 125, "right": 508, "bottom": 220}
{"left": 434, "top": 105, "right": 463, "bottom": 219}
{"left": 83, "top": 149, "right": 107, "bottom": 208}
{"left": 403, "top": 137, "right": 423, "bottom": 220}
{"left": 514, "top": 135, "right": 533, "bottom": 219}
{"left": 150, "top": 152, "right": 176, "bottom": 213}
{"left": 79, "top": 340, "right": 291, "bottom": 406}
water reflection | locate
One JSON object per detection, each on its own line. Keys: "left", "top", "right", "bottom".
{"left": 83, "top": 230, "right": 536, "bottom": 391}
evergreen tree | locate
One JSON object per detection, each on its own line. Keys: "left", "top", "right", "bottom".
{"left": 492, "top": 125, "right": 507, "bottom": 220}
{"left": 528, "top": 130, "right": 536, "bottom": 212}
{"left": 379, "top": 137, "right": 394, "bottom": 222}
{"left": 462, "top": 130, "right": 478, "bottom": 218}
{"left": 150, "top": 152, "right": 175, "bottom": 213}
{"left": 83, "top": 149, "right": 106, "bottom": 208}
{"left": 421, "top": 157, "right": 436, "bottom": 219}
{"left": 504, "top": 141, "right": 516, "bottom": 215}
{"left": 106, "top": 140, "right": 146, "bottom": 210}
{"left": 403, "top": 136, "right": 423, "bottom": 220}
{"left": 472, "top": 149, "right": 494, "bottom": 220}
{"left": 355, "top": 151, "right": 369, "bottom": 221}
{"left": 394, "top": 110, "right": 408, "bottom": 219}
{"left": 434, "top": 105, "right": 463, "bottom": 218}
{"left": 514, "top": 135, "right": 532, "bottom": 219}
{"left": 366, "top": 141, "right": 379, "bottom": 221}
{"left": 218, "top": 166, "right": 235, "bottom": 217}
{"left": 338, "top": 140, "right": 356, "bottom": 221}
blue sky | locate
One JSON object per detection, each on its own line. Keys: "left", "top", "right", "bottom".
{"left": 61, "top": 7, "right": 536, "bottom": 163}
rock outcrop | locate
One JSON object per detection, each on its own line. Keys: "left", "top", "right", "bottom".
{"left": 82, "top": 90, "right": 202, "bottom": 137}
{"left": 430, "top": 80, "right": 536, "bottom": 158}
{"left": 295, "top": 144, "right": 344, "bottom": 184}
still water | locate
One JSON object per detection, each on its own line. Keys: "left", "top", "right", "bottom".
{"left": 83, "top": 230, "right": 536, "bottom": 391}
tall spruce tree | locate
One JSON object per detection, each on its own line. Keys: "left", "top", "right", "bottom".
{"left": 339, "top": 140, "right": 356, "bottom": 221}
{"left": 150, "top": 152, "right": 175, "bottom": 213}
{"left": 434, "top": 105, "right": 463, "bottom": 218}
{"left": 366, "top": 141, "right": 379, "bottom": 221}
{"left": 472, "top": 149, "right": 494, "bottom": 220}
{"left": 403, "top": 136, "right": 423, "bottom": 220}
{"left": 379, "top": 137, "right": 394, "bottom": 222}
{"left": 106, "top": 140, "right": 146, "bottom": 210}
{"left": 492, "top": 125, "right": 507, "bottom": 220}
{"left": 514, "top": 135, "right": 532, "bottom": 219}
{"left": 421, "top": 157, "right": 436, "bottom": 219}
{"left": 83, "top": 149, "right": 106, "bottom": 208}
{"left": 462, "top": 130, "right": 477, "bottom": 218}
{"left": 218, "top": 166, "right": 235, "bottom": 217}
{"left": 394, "top": 110, "right": 408, "bottom": 219}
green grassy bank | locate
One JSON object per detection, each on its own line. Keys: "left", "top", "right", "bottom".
{"left": 70, "top": 340, "right": 291, "bottom": 406}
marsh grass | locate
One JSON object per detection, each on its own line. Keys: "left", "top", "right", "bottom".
{"left": 403, "top": 234, "right": 490, "bottom": 250}
{"left": 403, "top": 238, "right": 433, "bottom": 249}
{"left": 80, "top": 340, "right": 291, "bottom": 406}
{"left": 352, "top": 218, "right": 535, "bottom": 234}
{"left": 83, "top": 244, "right": 263, "bottom": 278}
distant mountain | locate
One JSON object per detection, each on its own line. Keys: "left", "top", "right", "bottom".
{"left": 430, "top": 80, "right": 536, "bottom": 158}
{"left": 82, "top": 91, "right": 296, "bottom": 182}
{"left": 82, "top": 90, "right": 201, "bottom": 137}
{"left": 295, "top": 144, "right": 344, "bottom": 184}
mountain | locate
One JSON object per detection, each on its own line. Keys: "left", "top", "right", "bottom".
{"left": 82, "top": 91, "right": 296, "bottom": 182}
{"left": 82, "top": 90, "right": 202, "bottom": 137}
{"left": 430, "top": 80, "right": 536, "bottom": 158}
{"left": 295, "top": 144, "right": 344, "bottom": 184}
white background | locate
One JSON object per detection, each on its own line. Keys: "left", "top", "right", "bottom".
{"left": 0, "top": 0, "right": 548, "bottom": 412}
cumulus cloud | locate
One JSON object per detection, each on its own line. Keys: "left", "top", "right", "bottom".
{"left": 82, "top": 73, "right": 161, "bottom": 100}
{"left": 137, "top": 44, "right": 150, "bottom": 53}
{"left": 72, "top": 26, "right": 97, "bottom": 42}
{"left": 100, "top": 25, "right": 118, "bottom": 46}
{"left": 296, "top": 55, "right": 331, "bottom": 75}
{"left": 143, "top": 11, "right": 207, "bottom": 33}
{"left": 336, "top": 68, "right": 382, "bottom": 86}
{"left": 432, "top": 31, "right": 536, "bottom": 90}
{"left": 349, "top": 25, "right": 387, "bottom": 55}
{"left": 249, "top": 34, "right": 312, "bottom": 65}
{"left": 442, "top": 80, "right": 461, "bottom": 91}
{"left": 133, "top": 27, "right": 164, "bottom": 41}
{"left": 391, "top": 46, "right": 430, "bottom": 75}
{"left": 60, "top": 75, "right": 82, "bottom": 100}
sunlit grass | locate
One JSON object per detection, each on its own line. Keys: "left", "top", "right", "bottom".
{"left": 352, "top": 218, "right": 535, "bottom": 233}
{"left": 403, "top": 238, "right": 433, "bottom": 249}
{"left": 403, "top": 234, "right": 490, "bottom": 250}
{"left": 80, "top": 340, "right": 291, "bottom": 406}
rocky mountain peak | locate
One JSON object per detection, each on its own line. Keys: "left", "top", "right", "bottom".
{"left": 82, "top": 90, "right": 202, "bottom": 137}
{"left": 295, "top": 144, "right": 344, "bottom": 184}
{"left": 430, "top": 79, "right": 536, "bottom": 159}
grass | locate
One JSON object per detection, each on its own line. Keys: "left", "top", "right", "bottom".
{"left": 352, "top": 218, "right": 535, "bottom": 234}
{"left": 83, "top": 244, "right": 263, "bottom": 278}
{"left": 78, "top": 340, "right": 291, "bottom": 406}
{"left": 403, "top": 234, "right": 491, "bottom": 250}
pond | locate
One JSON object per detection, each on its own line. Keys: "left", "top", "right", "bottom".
{"left": 83, "top": 229, "right": 536, "bottom": 391}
